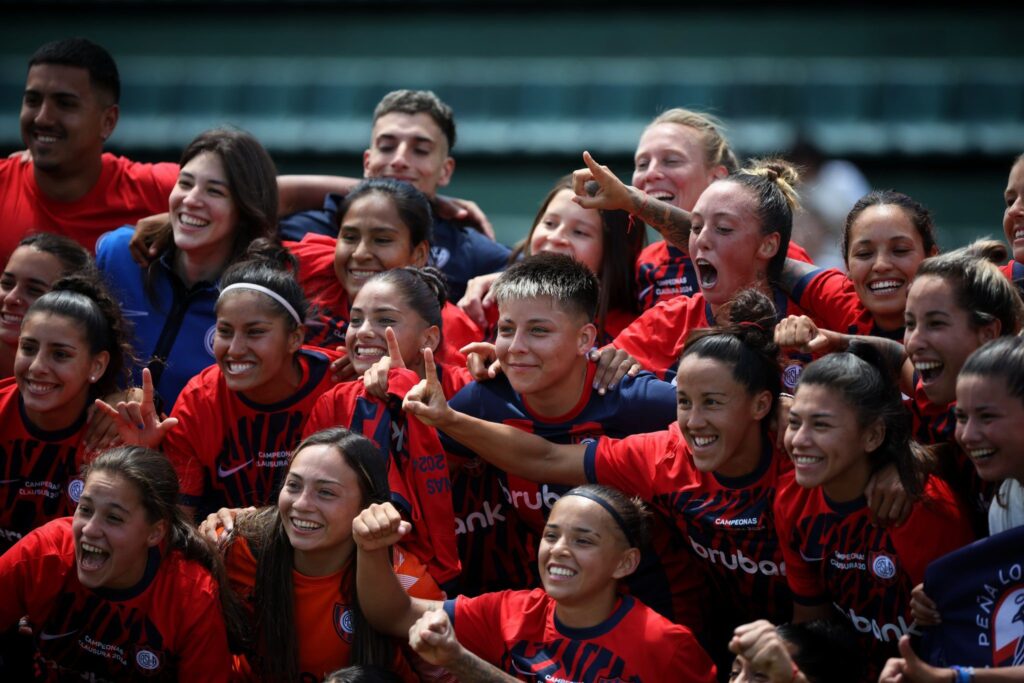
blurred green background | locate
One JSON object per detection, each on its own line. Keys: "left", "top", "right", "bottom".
{"left": 4, "top": 3, "right": 1021, "bottom": 252}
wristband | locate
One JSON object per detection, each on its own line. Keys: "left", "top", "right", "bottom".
{"left": 951, "top": 666, "right": 975, "bottom": 683}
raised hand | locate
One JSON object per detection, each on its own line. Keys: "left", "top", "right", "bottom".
{"left": 461, "top": 341, "right": 502, "bottom": 381}
{"left": 362, "top": 327, "right": 406, "bottom": 400}
{"left": 774, "top": 315, "right": 845, "bottom": 355}
{"left": 408, "top": 609, "right": 462, "bottom": 668}
{"left": 352, "top": 502, "right": 410, "bottom": 552}
{"left": 729, "top": 620, "right": 808, "bottom": 683}
{"left": 457, "top": 272, "right": 500, "bottom": 330}
{"left": 129, "top": 213, "right": 172, "bottom": 267}
{"left": 571, "top": 151, "right": 634, "bottom": 213}
{"left": 402, "top": 347, "right": 452, "bottom": 428}
{"left": 588, "top": 346, "right": 641, "bottom": 395}
{"left": 92, "top": 368, "right": 178, "bottom": 449}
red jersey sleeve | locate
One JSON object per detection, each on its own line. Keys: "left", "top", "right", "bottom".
{"left": 891, "top": 476, "right": 975, "bottom": 585}
{"left": 787, "top": 241, "right": 814, "bottom": 264}
{"left": 446, "top": 591, "right": 507, "bottom": 664}
{"left": 583, "top": 427, "right": 680, "bottom": 500}
{"left": 0, "top": 517, "right": 73, "bottom": 629}
{"left": 789, "top": 267, "right": 872, "bottom": 335}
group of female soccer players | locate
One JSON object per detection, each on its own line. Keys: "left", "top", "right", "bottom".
{"left": 1, "top": 106, "right": 1023, "bottom": 683}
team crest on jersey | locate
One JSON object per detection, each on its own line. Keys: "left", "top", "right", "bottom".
{"left": 333, "top": 603, "right": 354, "bottom": 643}
{"left": 204, "top": 325, "right": 217, "bottom": 358}
{"left": 67, "top": 478, "right": 84, "bottom": 503}
{"left": 135, "top": 647, "right": 161, "bottom": 673}
{"left": 870, "top": 552, "right": 898, "bottom": 582}
{"left": 782, "top": 363, "right": 803, "bottom": 390}
{"left": 992, "top": 587, "right": 1024, "bottom": 666}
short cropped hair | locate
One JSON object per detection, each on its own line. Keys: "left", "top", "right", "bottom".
{"left": 28, "top": 37, "right": 120, "bottom": 104}
{"left": 373, "top": 89, "right": 456, "bottom": 151}
{"left": 492, "top": 252, "right": 599, "bottom": 324}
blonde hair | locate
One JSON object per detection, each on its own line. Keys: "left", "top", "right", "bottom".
{"left": 648, "top": 108, "right": 738, "bottom": 173}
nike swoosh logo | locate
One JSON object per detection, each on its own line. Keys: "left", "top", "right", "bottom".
{"left": 799, "top": 550, "right": 825, "bottom": 562}
{"left": 39, "top": 630, "right": 77, "bottom": 641}
{"left": 216, "top": 460, "right": 253, "bottom": 478}
{"left": 121, "top": 309, "right": 150, "bottom": 317}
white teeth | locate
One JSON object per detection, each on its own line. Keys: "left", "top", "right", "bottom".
{"left": 915, "top": 361, "right": 942, "bottom": 371}
{"left": 549, "top": 566, "right": 576, "bottom": 577}
{"left": 81, "top": 542, "right": 107, "bottom": 554}
{"left": 0, "top": 313, "right": 22, "bottom": 324}
{"left": 968, "top": 448, "right": 996, "bottom": 460}
{"left": 794, "top": 456, "right": 823, "bottom": 465}
{"left": 1015, "top": 228, "right": 1024, "bottom": 240}
{"left": 355, "top": 346, "right": 386, "bottom": 357}
{"left": 26, "top": 381, "right": 56, "bottom": 393}
{"left": 648, "top": 192, "right": 674, "bottom": 201}
{"left": 692, "top": 435, "right": 718, "bottom": 447}
{"left": 179, "top": 214, "right": 209, "bottom": 228}
{"left": 36, "top": 135, "right": 58, "bottom": 143}
{"left": 348, "top": 270, "right": 378, "bottom": 279}
{"left": 291, "top": 518, "right": 323, "bottom": 531}
{"left": 868, "top": 280, "right": 902, "bottom": 292}
{"left": 226, "top": 362, "right": 255, "bottom": 374}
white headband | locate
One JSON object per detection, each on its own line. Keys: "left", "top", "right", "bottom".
{"left": 218, "top": 283, "right": 302, "bottom": 325}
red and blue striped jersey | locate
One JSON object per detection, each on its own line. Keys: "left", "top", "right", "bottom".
{"left": 774, "top": 475, "right": 974, "bottom": 678}
{"left": 0, "top": 517, "right": 230, "bottom": 682}
{"left": 0, "top": 378, "right": 89, "bottom": 554}
{"left": 164, "top": 347, "right": 339, "bottom": 515}
{"left": 583, "top": 423, "right": 794, "bottom": 627}
{"left": 446, "top": 589, "right": 717, "bottom": 683}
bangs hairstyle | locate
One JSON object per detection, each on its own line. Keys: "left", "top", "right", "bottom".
{"left": 338, "top": 178, "right": 434, "bottom": 247}
{"left": 492, "top": 252, "right": 599, "bottom": 324}
{"left": 726, "top": 159, "right": 800, "bottom": 282}
{"left": 796, "top": 343, "right": 925, "bottom": 496}
{"left": 682, "top": 289, "right": 781, "bottom": 422}
{"left": 373, "top": 89, "right": 456, "bottom": 151}
{"left": 171, "top": 128, "right": 278, "bottom": 265}
{"left": 234, "top": 428, "right": 394, "bottom": 682}
{"left": 914, "top": 239, "right": 1023, "bottom": 336}
{"left": 510, "top": 175, "right": 641, "bottom": 338}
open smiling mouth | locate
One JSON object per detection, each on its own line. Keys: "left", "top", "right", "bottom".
{"left": 696, "top": 259, "right": 718, "bottom": 289}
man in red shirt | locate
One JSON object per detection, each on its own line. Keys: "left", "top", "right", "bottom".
{"left": 0, "top": 38, "right": 179, "bottom": 267}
